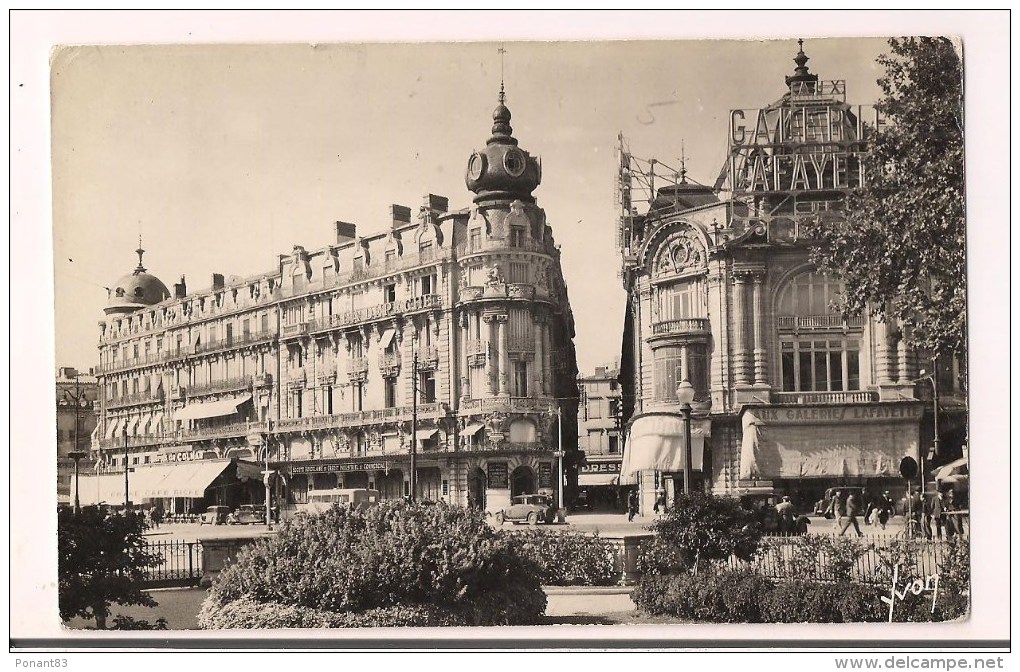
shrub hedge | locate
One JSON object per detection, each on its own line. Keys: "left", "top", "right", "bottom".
{"left": 514, "top": 530, "right": 617, "bottom": 586}
{"left": 199, "top": 501, "right": 547, "bottom": 628}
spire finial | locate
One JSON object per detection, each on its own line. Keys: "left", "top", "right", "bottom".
{"left": 498, "top": 43, "right": 507, "bottom": 104}
{"left": 679, "top": 140, "right": 688, "bottom": 183}
{"left": 786, "top": 37, "right": 818, "bottom": 86}
{"left": 134, "top": 234, "right": 146, "bottom": 274}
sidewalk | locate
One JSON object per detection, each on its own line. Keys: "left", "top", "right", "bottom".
{"left": 65, "top": 585, "right": 637, "bottom": 630}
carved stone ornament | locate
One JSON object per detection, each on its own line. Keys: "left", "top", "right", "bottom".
{"left": 654, "top": 229, "right": 707, "bottom": 277}
{"left": 485, "top": 262, "right": 505, "bottom": 287}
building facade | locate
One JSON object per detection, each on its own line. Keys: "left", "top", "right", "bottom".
{"left": 576, "top": 363, "right": 624, "bottom": 510}
{"left": 617, "top": 43, "right": 967, "bottom": 514}
{"left": 84, "top": 90, "right": 580, "bottom": 515}
{"left": 56, "top": 367, "right": 98, "bottom": 505}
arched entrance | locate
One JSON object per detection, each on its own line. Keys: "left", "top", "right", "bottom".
{"left": 511, "top": 466, "right": 536, "bottom": 497}
{"left": 468, "top": 467, "right": 486, "bottom": 510}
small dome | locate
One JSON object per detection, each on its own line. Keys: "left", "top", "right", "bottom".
{"left": 465, "top": 88, "right": 542, "bottom": 205}
{"left": 104, "top": 242, "right": 170, "bottom": 315}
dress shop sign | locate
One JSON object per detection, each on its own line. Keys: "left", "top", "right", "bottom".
{"left": 580, "top": 461, "right": 621, "bottom": 475}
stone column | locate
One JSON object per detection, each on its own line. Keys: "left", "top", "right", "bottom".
{"left": 680, "top": 343, "right": 690, "bottom": 382}
{"left": 874, "top": 319, "right": 896, "bottom": 385}
{"left": 482, "top": 314, "right": 497, "bottom": 394}
{"left": 533, "top": 313, "right": 545, "bottom": 397}
{"left": 731, "top": 273, "right": 750, "bottom": 386}
{"left": 459, "top": 311, "right": 470, "bottom": 400}
{"left": 896, "top": 325, "right": 917, "bottom": 385}
{"left": 496, "top": 315, "right": 509, "bottom": 396}
{"left": 542, "top": 320, "right": 553, "bottom": 396}
{"left": 752, "top": 273, "right": 768, "bottom": 385}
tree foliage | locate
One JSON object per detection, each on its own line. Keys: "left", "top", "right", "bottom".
{"left": 57, "top": 506, "right": 162, "bottom": 629}
{"left": 645, "top": 493, "right": 763, "bottom": 575}
{"left": 806, "top": 37, "right": 965, "bottom": 359}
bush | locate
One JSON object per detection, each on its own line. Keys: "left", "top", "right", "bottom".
{"left": 514, "top": 530, "right": 617, "bottom": 586}
{"left": 761, "top": 534, "right": 876, "bottom": 583}
{"left": 58, "top": 506, "right": 163, "bottom": 629}
{"left": 759, "top": 580, "right": 885, "bottom": 623}
{"left": 199, "top": 500, "right": 547, "bottom": 628}
{"left": 645, "top": 493, "right": 762, "bottom": 574}
{"left": 873, "top": 537, "right": 970, "bottom": 622}
{"left": 631, "top": 569, "right": 771, "bottom": 623}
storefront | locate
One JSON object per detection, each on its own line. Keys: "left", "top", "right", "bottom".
{"left": 738, "top": 402, "right": 924, "bottom": 510}
{"left": 577, "top": 458, "right": 622, "bottom": 511}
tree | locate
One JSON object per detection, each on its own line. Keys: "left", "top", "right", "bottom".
{"left": 806, "top": 37, "right": 965, "bottom": 361}
{"left": 58, "top": 506, "right": 162, "bottom": 629}
{"left": 645, "top": 493, "right": 763, "bottom": 575}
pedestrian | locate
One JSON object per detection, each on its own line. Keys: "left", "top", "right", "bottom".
{"left": 775, "top": 495, "right": 796, "bottom": 534}
{"left": 828, "top": 490, "right": 843, "bottom": 530}
{"left": 794, "top": 515, "right": 812, "bottom": 536}
{"left": 927, "top": 490, "right": 945, "bottom": 539}
{"left": 627, "top": 490, "right": 639, "bottom": 522}
{"left": 863, "top": 492, "right": 876, "bottom": 525}
{"left": 653, "top": 489, "right": 667, "bottom": 514}
{"left": 876, "top": 490, "right": 895, "bottom": 530}
{"left": 839, "top": 491, "right": 863, "bottom": 537}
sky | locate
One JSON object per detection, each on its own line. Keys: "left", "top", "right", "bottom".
{"left": 49, "top": 36, "right": 891, "bottom": 376}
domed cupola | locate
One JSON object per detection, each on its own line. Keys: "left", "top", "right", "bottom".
{"left": 104, "top": 238, "right": 171, "bottom": 316}
{"left": 785, "top": 38, "right": 819, "bottom": 87}
{"left": 465, "top": 85, "right": 542, "bottom": 205}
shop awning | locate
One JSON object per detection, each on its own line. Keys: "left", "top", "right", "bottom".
{"left": 126, "top": 416, "right": 141, "bottom": 436}
{"left": 935, "top": 457, "right": 968, "bottom": 482}
{"left": 738, "top": 407, "right": 919, "bottom": 480}
{"left": 619, "top": 413, "right": 707, "bottom": 485}
{"left": 459, "top": 423, "right": 485, "bottom": 438}
{"left": 138, "top": 414, "right": 153, "bottom": 436}
{"left": 578, "top": 473, "right": 619, "bottom": 487}
{"left": 174, "top": 395, "right": 251, "bottom": 422}
{"left": 415, "top": 429, "right": 439, "bottom": 441}
{"left": 379, "top": 329, "right": 395, "bottom": 350}
{"left": 105, "top": 418, "right": 122, "bottom": 439}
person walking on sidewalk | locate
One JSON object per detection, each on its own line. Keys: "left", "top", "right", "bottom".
{"left": 839, "top": 491, "right": 864, "bottom": 537}
{"left": 627, "top": 490, "right": 639, "bottom": 522}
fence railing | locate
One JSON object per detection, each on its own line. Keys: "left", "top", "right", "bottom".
{"left": 141, "top": 539, "right": 203, "bottom": 588}
{"left": 729, "top": 534, "right": 957, "bottom": 586}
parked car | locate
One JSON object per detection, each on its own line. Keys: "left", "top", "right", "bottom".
{"left": 494, "top": 494, "right": 557, "bottom": 525}
{"left": 199, "top": 505, "right": 231, "bottom": 525}
{"left": 572, "top": 489, "right": 592, "bottom": 511}
{"left": 814, "top": 487, "right": 866, "bottom": 518}
{"left": 232, "top": 504, "right": 266, "bottom": 525}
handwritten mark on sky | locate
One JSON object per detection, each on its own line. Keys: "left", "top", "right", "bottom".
{"left": 637, "top": 101, "right": 680, "bottom": 125}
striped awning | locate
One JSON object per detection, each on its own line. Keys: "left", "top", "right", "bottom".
{"left": 174, "top": 395, "right": 251, "bottom": 421}
{"left": 105, "top": 418, "right": 123, "bottom": 439}
{"left": 459, "top": 423, "right": 485, "bottom": 438}
{"left": 126, "top": 416, "right": 141, "bottom": 436}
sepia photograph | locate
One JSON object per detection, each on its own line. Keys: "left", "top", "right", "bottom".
{"left": 10, "top": 9, "right": 1011, "bottom": 660}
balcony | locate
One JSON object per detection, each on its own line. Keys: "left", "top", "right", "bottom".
{"left": 178, "top": 420, "right": 262, "bottom": 442}
{"left": 286, "top": 370, "right": 307, "bottom": 389}
{"left": 253, "top": 373, "right": 273, "bottom": 388}
{"left": 378, "top": 352, "right": 401, "bottom": 376}
{"left": 281, "top": 322, "right": 309, "bottom": 339}
{"left": 465, "top": 339, "right": 489, "bottom": 367}
{"left": 459, "top": 284, "right": 538, "bottom": 303}
{"left": 416, "top": 344, "right": 440, "bottom": 369}
{"left": 187, "top": 376, "right": 254, "bottom": 397}
{"left": 98, "top": 350, "right": 171, "bottom": 374}
{"left": 106, "top": 391, "right": 164, "bottom": 409}
{"left": 650, "top": 317, "right": 711, "bottom": 337}
{"left": 273, "top": 402, "right": 448, "bottom": 433}
{"left": 194, "top": 329, "right": 277, "bottom": 355}
{"left": 459, "top": 396, "right": 558, "bottom": 415}
{"left": 347, "top": 357, "right": 369, "bottom": 382}
{"left": 771, "top": 390, "right": 879, "bottom": 405}
{"left": 775, "top": 315, "right": 866, "bottom": 332}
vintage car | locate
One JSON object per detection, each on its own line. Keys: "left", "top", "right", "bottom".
{"left": 494, "top": 494, "right": 557, "bottom": 525}
{"left": 814, "top": 487, "right": 867, "bottom": 518}
{"left": 199, "top": 505, "right": 231, "bottom": 525}
{"left": 232, "top": 504, "right": 266, "bottom": 525}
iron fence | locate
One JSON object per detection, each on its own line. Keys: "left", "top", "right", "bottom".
{"left": 728, "top": 533, "right": 956, "bottom": 586}
{"left": 142, "top": 539, "right": 203, "bottom": 588}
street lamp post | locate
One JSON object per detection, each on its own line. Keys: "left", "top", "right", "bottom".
{"left": 68, "top": 450, "right": 87, "bottom": 514}
{"left": 410, "top": 334, "right": 418, "bottom": 502}
{"left": 676, "top": 380, "right": 696, "bottom": 495}
{"left": 917, "top": 359, "right": 940, "bottom": 497}
{"left": 555, "top": 404, "right": 564, "bottom": 510}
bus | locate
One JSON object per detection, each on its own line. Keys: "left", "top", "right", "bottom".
{"left": 285, "top": 488, "right": 381, "bottom": 519}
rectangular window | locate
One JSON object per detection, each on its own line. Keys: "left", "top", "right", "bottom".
{"left": 208, "top": 325, "right": 217, "bottom": 345}
{"left": 510, "top": 226, "right": 525, "bottom": 247}
{"left": 659, "top": 282, "right": 705, "bottom": 320}
{"left": 242, "top": 319, "right": 250, "bottom": 337}
{"left": 420, "top": 275, "right": 433, "bottom": 296}
{"left": 589, "top": 400, "right": 603, "bottom": 419}
{"left": 132, "top": 344, "right": 139, "bottom": 359}
{"left": 385, "top": 377, "right": 398, "bottom": 408}
{"left": 509, "top": 262, "right": 528, "bottom": 284}
{"left": 353, "top": 383, "right": 364, "bottom": 412}
{"left": 780, "top": 338, "right": 861, "bottom": 392}
{"left": 420, "top": 371, "right": 436, "bottom": 404}
{"left": 261, "top": 314, "right": 269, "bottom": 334}
{"left": 325, "top": 386, "right": 333, "bottom": 416}
{"left": 512, "top": 361, "right": 528, "bottom": 397}
{"left": 608, "top": 435, "right": 619, "bottom": 454}
{"left": 385, "top": 250, "right": 397, "bottom": 269}
{"left": 384, "top": 283, "right": 396, "bottom": 303}
{"left": 653, "top": 347, "right": 682, "bottom": 402}
{"left": 469, "top": 228, "right": 481, "bottom": 251}
{"left": 225, "top": 324, "right": 233, "bottom": 345}
{"left": 295, "top": 390, "right": 303, "bottom": 418}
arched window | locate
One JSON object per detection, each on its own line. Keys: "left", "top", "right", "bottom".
{"left": 776, "top": 270, "right": 862, "bottom": 393}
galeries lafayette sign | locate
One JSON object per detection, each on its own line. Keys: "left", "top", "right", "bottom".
{"left": 753, "top": 404, "right": 923, "bottom": 425}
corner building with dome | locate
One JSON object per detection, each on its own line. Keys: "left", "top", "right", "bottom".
{"left": 82, "top": 90, "right": 580, "bottom": 516}
{"left": 617, "top": 43, "right": 968, "bottom": 515}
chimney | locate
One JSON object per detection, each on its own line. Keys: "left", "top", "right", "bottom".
{"left": 335, "top": 221, "right": 357, "bottom": 245}
{"left": 390, "top": 204, "right": 412, "bottom": 229}
{"left": 424, "top": 194, "right": 449, "bottom": 213}
{"left": 211, "top": 273, "right": 225, "bottom": 290}
{"left": 174, "top": 275, "right": 187, "bottom": 299}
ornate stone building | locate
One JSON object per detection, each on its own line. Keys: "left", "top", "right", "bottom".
{"left": 617, "top": 43, "right": 967, "bottom": 513}
{"left": 56, "top": 366, "right": 98, "bottom": 505}
{"left": 83, "top": 89, "right": 579, "bottom": 515}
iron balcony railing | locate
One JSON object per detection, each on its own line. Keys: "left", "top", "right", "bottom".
{"left": 274, "top": 402, "right": 447, "bottom": 433}
{"left": 186, "top": 376, "right": 255, "bottom": 397}
{"left": 459, "top": 397, "right": 558, "bottom": 415}
{"left": 771, "top": 390, "right": 879, "bottom": 405}
{"left": 651, "top": 317, "right": 711, "bottom": 336}
{"left": 775, "top": 315, "right": 866, "bottom": 331}
{"left": 106, "top": 391, "right": 164, "bottom": 409}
